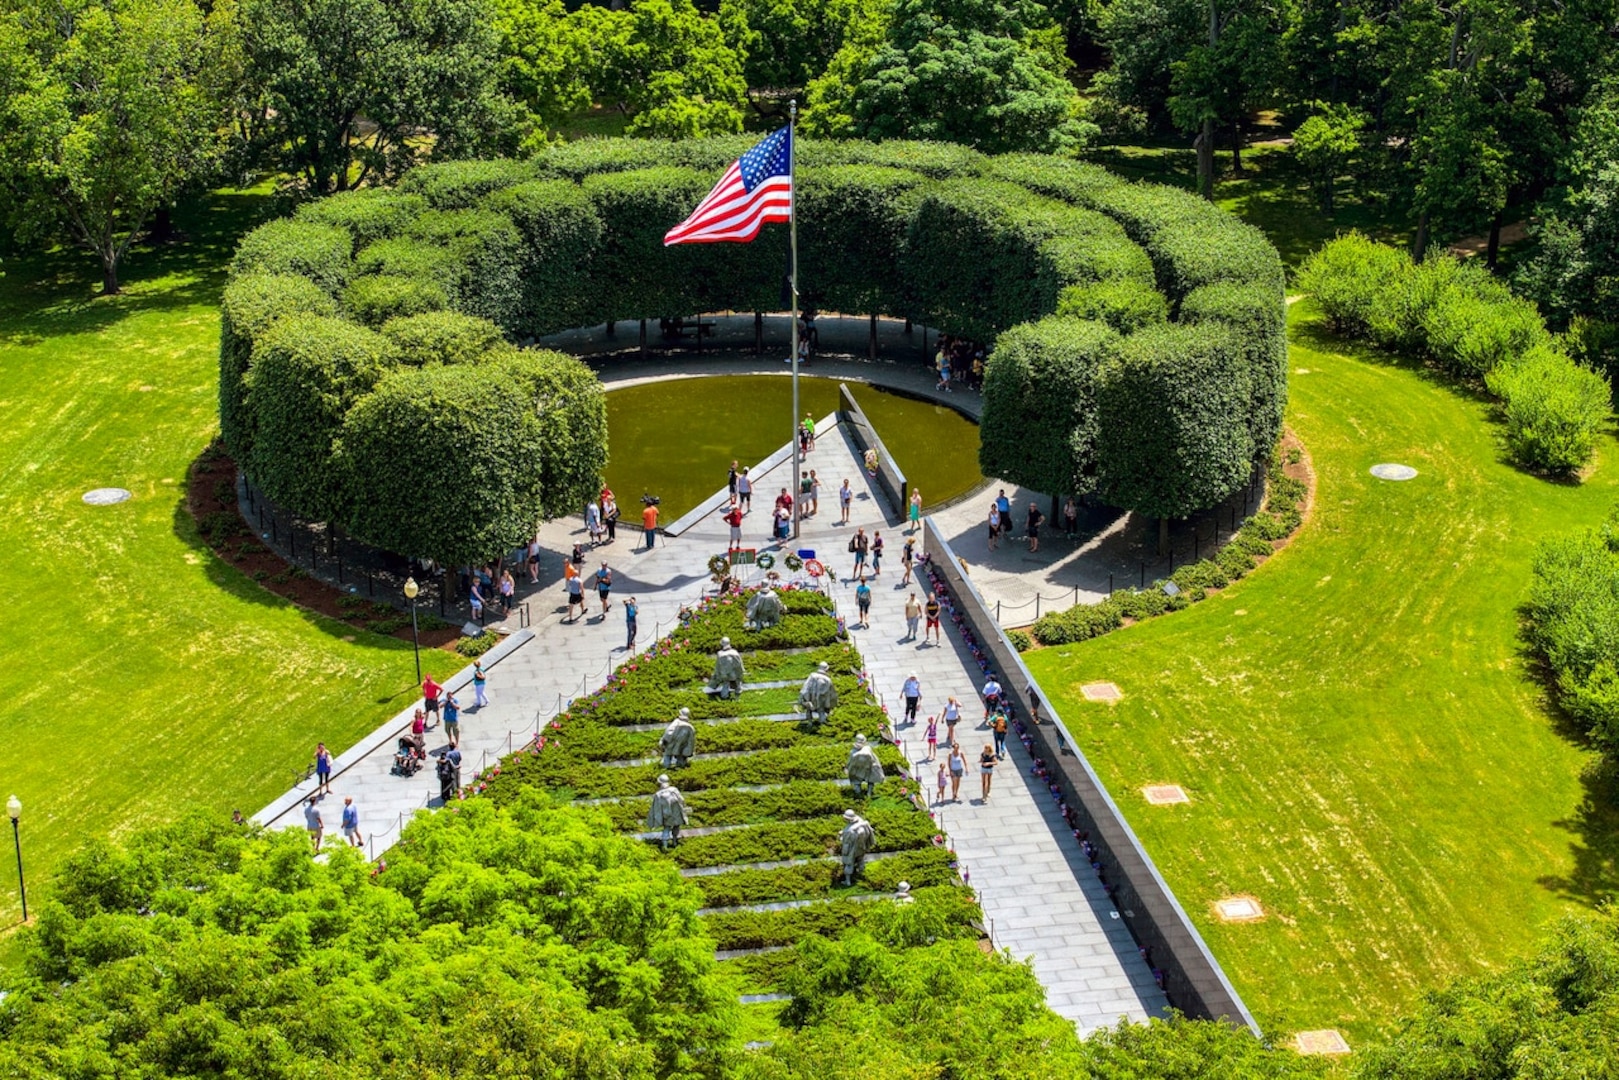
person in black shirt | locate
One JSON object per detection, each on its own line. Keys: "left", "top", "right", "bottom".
{"left": 1026, "top": 502, "right": 1044, "bottom": 552}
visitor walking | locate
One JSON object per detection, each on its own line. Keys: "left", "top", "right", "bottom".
{"left": 992, "top": 711, "right": 1009, "bottom": 759}
{"left": 924, "top": 716, "right": 939, "bottom": 761}
{"left": 1027, "top": 502, "right": 1044, "bottom": 553}
{"left": 773, "top": 503, "right": 792, "bottom": 543}
{"left": 566, "top": 572, "right": 584, "bottom": 622}
{"left": 982, "top": 673, "right": 1003, "bottom": 721}
{"left": 314, "top": 742, "right": 333, "bottom": 796}
{"left": 499, "top": 569, "right": 516, "bottom": 616}
{"left": 839, "top": 479, "right": 852, "bottom": 524}
{"left": 936, "top": 348, "right": 951, "bottom": 391}
{"left": 996, "top": 489, "right": 1011, "bottom": 522}
{"left": 1063, "top": 496, "right": 1078, "bottom": 540}
{"left": 642, "top": 500, "right": 659, "bottom": 550}
{"left": 303, "top": 797, "right": 324, "bottom": 854}
{"left": 469, "top": 577, "right": 485, "bottom": 624}
{"left": 595, "top": 561, "right": 613, "bottom": 615}
{"left": 737, "top": 467, "right": 752, "bottom": 513}
{"left": 871, "top": 531, "right": 884, "bottom": 576}
{"left": 979, "top": 743, "right": 997, "bottom": 800}
{"left": 527, "top": 537, "right": 541, "bottom": 582}
{"left": 625, "top": 596, "right": 639, "bottom": 650}
{"left": 924, "top": 590, "right": 943, "bottom": 644}
{"left": 987, "top": 503, "right": 1001, "bottom": 550}
{"left": 848, "top": 527, "right": 869, "bottom": 579}
{"left": 855, "top": 576, "right": 872, "bottom": 627}
{"left": 900, "top": 537, "right": 916, "bottom": 586}
{"left": 603, "top": 491, "right": 619, "bottom": 543}
{"left": 909, "top": 490, "right": 922, "bottom": 533}
{"left": 901, "top": 673, "right": 922, "bottom": 724}
{"left": 904, "top": 592, "right": 922, "bottom": 641}
{"left": 943, "top": 695, "right": 962, "bottom": 745}
{"left": 442, "top": 689, "right": 461, "bottom": 749}
{"left": 729, "top": 460, "right": 739, "bottom": 498}
{"left": 341, "top": 797, "right": 361, "bottom": 848}
{"left": 936, "top": 762, "right": 949, "bottom": 805}
{"left": 802, "top": 413, "right": 816, "bottom": 454}
{"left": 809, "top": 470, "right": 821, "bottom": 516}
{"left": 472, "top": 659, "right": 488, "bottom": 709}
{"left": 947, "top": 743, "right": 967, "bottom": 801}
{"left": 585, "top": 499, "right": 603, "bottom": 545}
{"left": 725, "top": 502, "right": 744, "bottom": 551}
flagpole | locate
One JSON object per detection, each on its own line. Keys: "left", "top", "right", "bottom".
{"left": 789, "top": 100, "right": 802, "bottom": 543}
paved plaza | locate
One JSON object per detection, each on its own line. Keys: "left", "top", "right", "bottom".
{"left": 254, "top": 410, "right": 1170, "bottom": 1033}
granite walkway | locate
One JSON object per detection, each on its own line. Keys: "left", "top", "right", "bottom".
{"left": 254, "top": 418, "right": 1168, "bottom": 1034}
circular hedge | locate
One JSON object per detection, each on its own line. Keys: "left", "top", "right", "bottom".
{"left": 221, "top": 138, "right": 1285, "bottom": 564}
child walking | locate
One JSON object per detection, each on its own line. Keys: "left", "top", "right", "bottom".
{"left": 924, "top": 716, "right": 939, "bottom": 761}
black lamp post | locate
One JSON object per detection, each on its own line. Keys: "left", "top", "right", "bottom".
{"left": 404, "top": 576, "right": 422, "bottom": 686}
{"left": 7, "top": 794, "right": 26, "bottom": 923}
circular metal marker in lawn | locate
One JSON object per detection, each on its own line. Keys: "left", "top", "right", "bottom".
{"left": 1370, "top": 463, "right": 1419, "bottom": 481}
{"left": 82, "top": 487, "right": 132, "bottom": 505}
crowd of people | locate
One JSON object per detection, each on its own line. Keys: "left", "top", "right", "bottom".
{"left": 932, "top": 335, "right": 987, "bottom": 392}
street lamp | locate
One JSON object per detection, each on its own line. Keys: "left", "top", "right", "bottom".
{"left": 403, "top": 577, "right": 422, "bottom": 686}
{"left": 7, "top": 795, "right": 25, "bottom": 923}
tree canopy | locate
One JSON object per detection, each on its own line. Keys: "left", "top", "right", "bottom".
{"left": 0, "top": 0, "right": 228, "bottom": 293}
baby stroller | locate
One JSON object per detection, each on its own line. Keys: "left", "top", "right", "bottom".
{"left": 393, "top": 736, "right": 424, "bottom": 776}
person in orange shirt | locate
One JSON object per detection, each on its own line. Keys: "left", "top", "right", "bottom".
{"left": 642, "top": 500, "right": 659, "bottom": 549}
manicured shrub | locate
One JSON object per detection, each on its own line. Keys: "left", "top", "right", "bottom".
{"left": 230, "top": 218, "right": 352, "bottom": 296}
{"left": 217, "top": 273, "right": 338, "bottom": 462}
{"left": 501, "top": 350, "right": 610, "bottom": 520}
{"left": 244, "top": 316, "right": 397, "bottom": 522}
{"left": 294, "top": 189, "right": 427, "bottom": 252}
{"left": 800, "top": 138, "right": 987, "bottom": 179}
{"left": 484, "top": 180, "right": 604, "bottom": 336}
{"left": 1007, "top": 628, "right": 1032, "bottom": 652}
{"left": 1486, "top": 344, "right": 1611, "bottom": 474}
{"left": 1032, "top": 598, "right": 1123, "bottom": 645}
{"left": 979, "top": 316, "right": 1119, "bottom": 496}
{"left": 1216, "top": 542, "right": 1258, "bottom": 578}
{"left": 986, "top": 153, "right": 1124, "bottom": 205}
{"left": 354, "top": 238, "right": 462, "bottom": 302}
{"left": 1113, "top": 587, "right": 1169, "bottom": 619}
{"left": 343, "top": 274, "right": 448, "bottom": 327}
{"left": 379, "top": 311, "right": 509, "bottom": 366}
{"left": 336, "top": 362, "right": 547, "bottom": 566}
{"left": 1095, "top": 323, "right": 1256, "bottom": 521}
{"left": 1296, "top": 231, "right": 1410, "bottom": 337}
{"left": 581, "top": 167, "right": 733, "bottom": 320}
{"left": 1180, "top": 280, "right": 1289, "bottom": 455}
{"left": 1057, "top": 279, "right": 1168, "bottom": 334}
{"left": 1171, "top": 559, "right": 1229, "bottom": 592}
{"left": 797, "top": 165, "right": 927, "bottom": 317}
{"left": 406, "top": 209, "right": 529, "bottom": 332}
{"left": 398, "top": 158, "right": 539, "bottom": 209}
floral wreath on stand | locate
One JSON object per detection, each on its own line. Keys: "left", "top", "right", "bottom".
{"left": 784, "top": 553, "right": 804, "bottom": 572}
{"left": 755, "top": 552, "right": 776, "bottom": 570}
{"left": 707, "top": 554, "right": 729, "bottom": 579}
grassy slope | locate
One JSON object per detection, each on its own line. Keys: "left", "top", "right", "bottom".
{"left": 1025, "top": 304, "right": 1619, "bottom": 1041}
{"left": 0, "top": 189, "right": 457, "bottom": 929}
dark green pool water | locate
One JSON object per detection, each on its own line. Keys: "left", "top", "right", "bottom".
{"left": 603, "top": 374, "right": 985, "bottom": 519}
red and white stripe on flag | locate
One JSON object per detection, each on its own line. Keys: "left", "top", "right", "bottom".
{"left": 663, "top": 126, "right": 793, "bottom": 245}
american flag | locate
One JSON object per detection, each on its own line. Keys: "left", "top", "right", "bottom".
{"left": 663, "top": 127, "right": 793, "bottom": 245}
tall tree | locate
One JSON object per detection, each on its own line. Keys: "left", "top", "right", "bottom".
{"left": 1166, "top": 0, "right": 1285, "bottom": 196}
{"left": 838, "top": 0, "right": 1093, "bottom": 154}
{"left": 0, "top": 0, "right": 226, "bottom": 294}
{"left": 234, "top": 0, "right": 511, "bottom": 195}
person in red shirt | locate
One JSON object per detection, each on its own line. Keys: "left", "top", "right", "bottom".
{"left": 422, "top": 675, "right": 442, "bottom": 725}
{"left": 724, "top": 501, "right": 744, "bottom": 552}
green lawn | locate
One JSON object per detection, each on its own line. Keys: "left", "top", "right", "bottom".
{"left": 0, "top": 190, "right": 458, "bottom": 935}
{"left": 1025, "top": 303, "right": 1619, "bottom": 1042}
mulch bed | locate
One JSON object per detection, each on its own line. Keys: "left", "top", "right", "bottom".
{"left": 186, "top": 442, "right": 461, "bottom": 650}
